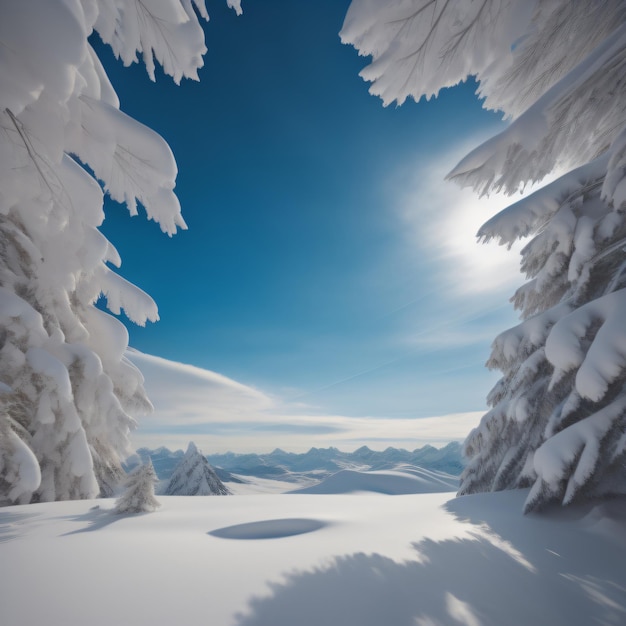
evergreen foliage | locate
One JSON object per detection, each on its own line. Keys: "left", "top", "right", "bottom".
{"left": 0, "top": 1, "right": 241, "bottom": 504}
{"left": 342, "top": 0, "right": 626, "bottom": 510}
{"left": 114, "top": 459, "right": 160, "bottom": 514}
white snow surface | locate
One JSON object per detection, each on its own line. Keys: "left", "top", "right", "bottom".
{"left": 288, "top": 466, "right": 458, "bottom": 495}
{"left": 2, "top": 489, "right": 625, "bottom": 626}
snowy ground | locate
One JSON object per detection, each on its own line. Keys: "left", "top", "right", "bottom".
{"left": 287, "top": 466, "right": 459, "bottom": 495}
{"left": 2, "top": 474, "right": 626, "bottom": 626}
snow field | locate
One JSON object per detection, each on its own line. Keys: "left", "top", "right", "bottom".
{"left": 288, "top": 467, "right": 458, "bottom": 494}
{"left": 2, "top": 489, "right": 625, "bottom": 626}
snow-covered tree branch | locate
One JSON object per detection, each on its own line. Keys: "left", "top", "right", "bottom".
{"left": 0, "top": 0, "right": 241, "bottom": 505}
{"left": 342, "top": 0, "right": 626, "bottom": 511}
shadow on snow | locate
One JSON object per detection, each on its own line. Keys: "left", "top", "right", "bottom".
{"left": 60, "top": 505, "right": 149, "bottom": 536}
{"left": 234, "top": 492, "right": 626, "bottom": 626}
{"left": 0, "top": 510, "right": 42, "bottom": 543}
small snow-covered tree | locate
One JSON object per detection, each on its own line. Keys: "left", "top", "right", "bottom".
{"left": 165, "top": 442, "right": 231, "bottom": 496}
{"left": 114, "top": 459, "right": 160, "bottom": 514}
{"left": 341, "top": 0, "right": 626, "bottom": 510}
{"left": 0, "top": 1, "right": 242, "bottom": 504}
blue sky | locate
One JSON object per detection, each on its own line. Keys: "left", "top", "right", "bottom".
{"left": 93, "top": 1, "right": 525, "bottom": 452}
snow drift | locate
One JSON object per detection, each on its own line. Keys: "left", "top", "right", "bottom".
{"left": 289, "top": 467, "right": 458, "bottom": 495}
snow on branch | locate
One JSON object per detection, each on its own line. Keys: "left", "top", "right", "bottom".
{"left": 477, "top": 157, "right": 609, "bottom": 248}
{"left": 546, "top": 289, "right": 626, "bottom": 402}
{"left": 529, "top": 396, "right": 626, "bottom": 510}
{"left": 67, "top": 97, "right": 186, "bottom": 235}
{"left": 340, "top": 0, "right": 532, "bottom": 107}
{"left": 92, "top": 0, "right": 243, "bottom": 83}
{"left": 447, "top": 23, "right": 626, "bottom": 195}
{"left": 98, "top": 268, "right": 159, "bottom": 327}
{"left": 603, "top": 127, "right": 626, "bottom": 209}
{"left": 342, "top": 0, "right": 626, "bottom": 510}
{"left": 0, "top": 0, "right": 242, "bottom": 503}
{"left": 93, "top": 0, "right": 208, "bottom": 83}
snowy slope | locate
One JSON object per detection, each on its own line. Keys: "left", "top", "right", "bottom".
{"left": 288, "top": 466, "right": 458, "bottom": 494}
{"left": 2, "top": 490, "right": 625, "bottom": 626}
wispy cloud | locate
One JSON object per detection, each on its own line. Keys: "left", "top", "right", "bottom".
{"left": 128, "top": 350, "right": 480, "bottom": 453}
{"left": 125, "top": 138, "right": 537, "bottom": 455}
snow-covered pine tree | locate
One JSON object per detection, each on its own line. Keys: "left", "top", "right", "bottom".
{"left": 341, "top": 0, "right": 626, "bottom": 511}
{"left": 114, "top": 459, "right": 160, "bottom": 514}
{"left": 165, "top": 442, "right": 231, "bottom": 496}
{"left": 0, "top": 1, "right": 242, "bottom": 504}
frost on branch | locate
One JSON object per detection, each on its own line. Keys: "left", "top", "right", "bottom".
{"left": 66, "top": 97, "right": 186, "bottom": 236}
{"left": 0, "top": 0, "right": 242, "bottom": 504}
{"left": 343, "top": 0, "right": 626, "bottom": 511}
{"left": 341, "top": 1, "right": 625, "bottom": 114}
{"left": 340, "top": 0, "right": 533, "bottom": 108}
{"left": 92, "top": 0, "right": 209, "bottom": 83}
{"left": 447, "top": 23, "right": 626, "bottom": 196}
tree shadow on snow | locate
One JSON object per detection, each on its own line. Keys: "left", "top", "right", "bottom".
{"left": 234, "top": 492, "right": 626, "bottom": 626}
{"left": 60, "top": 505, "right": 131, "bottom": 536}
{"left": 0, "top": 510, "right": 42, "bottom": 543}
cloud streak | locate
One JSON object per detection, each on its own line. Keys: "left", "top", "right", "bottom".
{"left": 125, "top": 138, "right": 537, "bottom": 455}
{"left": 128, "top": 350, "right": 481, "bottom": 453}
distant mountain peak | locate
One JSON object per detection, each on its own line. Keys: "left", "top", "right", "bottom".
{"left": 135, "top": 442, "right": 466, "bottom": 486}
{"left": 165, "top": 442, "right": 231, "bottom": 496}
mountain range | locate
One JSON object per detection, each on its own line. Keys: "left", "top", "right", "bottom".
{"left": 130, "top": 442, "right": 465, "bottom": 485}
